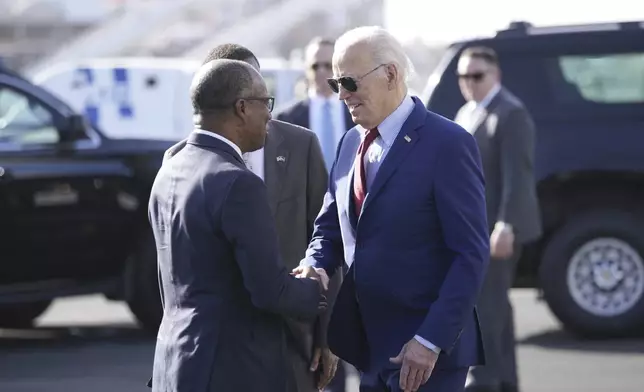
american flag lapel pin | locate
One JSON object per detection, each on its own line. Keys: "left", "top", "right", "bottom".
{"left": 276, "top": 155, "right": 286, "bottom": 162}
{"left": 404, "top": 135, "right": 411, "bottom": 142}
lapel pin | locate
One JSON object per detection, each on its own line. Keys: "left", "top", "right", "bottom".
{"left": 276, "top": 156, "right": 286, "bottom": 162}
{"left": 404, "top": 135, "right": 411, "bottom": 142}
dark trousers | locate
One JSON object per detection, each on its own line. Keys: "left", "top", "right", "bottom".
{"left": 359, "top": 367, "right": 468, "bottom": 392}
{"left": 469, "top": 245, "right": 522, "bottom": 389}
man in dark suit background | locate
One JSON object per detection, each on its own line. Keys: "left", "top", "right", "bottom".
{"left": 454, "top": 46, "right": 542, "bottom": 392}
{"left": 163, "top": 44, "right": 341, "bottom": 391}
{"left": 148, "top": 59, "right": 328, "bottom": 392}
{"left": 276, "top": 37, "right": 355, "bottom": 171}
{"left": 277, "top": 37, "right": 356, "bottom": 392}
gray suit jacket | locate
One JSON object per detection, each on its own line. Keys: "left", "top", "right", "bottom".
{"left": 455, "top": 87, "right": 542, "bottom": 244}
{"left": 162, "top": 120, "right": 339, "bottom": 389}
{"left": 149, "top": 131, "right": 323, "bottom": 392}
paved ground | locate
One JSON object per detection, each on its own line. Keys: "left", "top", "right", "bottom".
{"left": 0, "top": 289, "right": 642, "bottom": 391}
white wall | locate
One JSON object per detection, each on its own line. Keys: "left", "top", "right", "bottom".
{"left": 0, "top": 0, "right": 121, "bottom": 23}
{"left": 384, "top": 0, "right": 644, "bottom": 44}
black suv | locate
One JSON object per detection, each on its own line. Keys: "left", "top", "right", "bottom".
{"left": 0, "top": 65, "right": 171, "bottom": 330}
{"left": 424, "top": 21, "right": 644, "bottom": 337}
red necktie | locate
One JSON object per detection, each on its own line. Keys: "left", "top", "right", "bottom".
{"left": 353, "top": 127, "right": 380, "bottom": 216}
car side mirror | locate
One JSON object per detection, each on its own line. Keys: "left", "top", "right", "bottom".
{"left": 60, "top": 114, "right": 88, "bottom": 142}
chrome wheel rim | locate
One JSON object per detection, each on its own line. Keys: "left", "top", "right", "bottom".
{"left": 566, "top": 238, "right": 644, "bottom": 317}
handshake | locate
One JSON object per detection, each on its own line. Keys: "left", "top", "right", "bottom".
{"left": 291, "top": 265, "right": 330, "bottom": 292}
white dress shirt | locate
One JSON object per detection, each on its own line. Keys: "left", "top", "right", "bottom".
{"left": 194, "top": 129, "right": 242, "bottom": 158}
{"left": 243, "top": 149, "right": 265, "bottom": 180}
{"left": 457, "top": 83, "right": 501, "bottom": 131}
{"left": 355, "top": 95, "right": 441, "bottom": 355}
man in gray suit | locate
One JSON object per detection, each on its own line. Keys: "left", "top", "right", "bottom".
{"left": 148, "top": 59, "right": 328, "bottom": 392}
{"left": 454, "top": 46, "right": 542, "bottom": 392}
{"left": 163, "top": 44, "right": 341, "bottom": 391}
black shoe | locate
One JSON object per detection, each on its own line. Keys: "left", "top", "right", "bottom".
{"left": 500, "top": 384, "right": 519, "bottom": 392}
{"left": 464, "top": 386, "right": 500, "bottom": 392}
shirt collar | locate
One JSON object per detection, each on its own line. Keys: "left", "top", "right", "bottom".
{"left": 308, "top": 89, "right": 336, "bottom": 104}
{"left": 477, "top": 83, "right": 501, "bottom": 109}
{"left": 369, "top": 94, "right": 414, "bottom": 147}
{"left": 194, "top": 128, "right": 243, "bottom": 159}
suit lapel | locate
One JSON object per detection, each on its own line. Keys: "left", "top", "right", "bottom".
{"left": 471, "top": 90, "right": 504, "bottom": 135}
{"left": 468, "top": 107, "right": 488, "bottom": 135}
{"left": 263, "top": 122, "right": 288, "bottom": 214}
{"left": 361, "top": 100, "right": 425, "bottom": 215}
{"left": 346, "top": 164, "right": 359, "bottom": 230}
{"left": 187, "top": 131, "right": 244, "bottom": 166}
{"left": 297, "top": 100, "right": 310, "bottom": 129}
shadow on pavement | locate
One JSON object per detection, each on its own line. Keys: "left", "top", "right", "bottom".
{"left": 0, "top": 323, "right": 154, "bottom": 349}
{"left": 0, "top": 324, "right": 156, "bottom": 391}
{"left": 518, "top": 328, "right": 644, "bottom": 354}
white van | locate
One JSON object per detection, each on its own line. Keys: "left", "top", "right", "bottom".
{"left": 32, "top": 57, "right": 306, "bottom": 141}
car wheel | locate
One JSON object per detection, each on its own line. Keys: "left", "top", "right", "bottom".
{"left": 539, "top": 209, "right": 644, "bottom": 337}
{"left": 0, "top": 301, "right": 52, "bottom": 328}
{"left": 126, "top": 234, "right": 162, "bottom": 333}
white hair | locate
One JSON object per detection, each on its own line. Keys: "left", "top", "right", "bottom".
{"left": 334, "top": 26, "right": 414, "bottom": 84}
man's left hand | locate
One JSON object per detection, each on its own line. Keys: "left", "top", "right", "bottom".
{"left": 389, "top": 338, "right": 439, "bottom": 392}
{"left": 292, "top": 265, "right": 330, "bottom": 291}
{"left": 310, "top": 347, "right": 339, "bottom": 390}
{"left": 490, "top": 222, "right": 515, "bottom": 259}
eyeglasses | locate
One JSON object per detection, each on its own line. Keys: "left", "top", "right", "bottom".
{"left": 326, "top": 64, "right": 385, "bottom": 93}
{"left": 311, "top": 62, "right": 332, "bottom": 71}
{"left": 240, "top": 96, "right": 275, "bottom": 112}
{"left": 200, "top": 96, "right": 275, "bottom": 113}
{"left": 457, "top": 72, "right": 487, "bottom": 82}
{"left": 233, "top": 97, "right": 275, "bottom": 113}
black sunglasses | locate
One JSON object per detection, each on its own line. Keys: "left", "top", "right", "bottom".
{"left": 326, "top": 64, "right": 385, "bottom": 93}
{"left": 457, "top": 72, "right": 486, "bottom": 82}
{"left": 311, "top": 62, "right": 332, "bottom": 71}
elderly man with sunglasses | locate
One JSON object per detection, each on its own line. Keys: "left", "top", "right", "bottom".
{"left": 292, "top": 26, "right": 490, "bottom": 392}
{"left": 454, "top": 47, "right": 541, "bottom": 392}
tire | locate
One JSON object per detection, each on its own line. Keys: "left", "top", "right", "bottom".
{"left": 126, "top": 234, "right": 163, "bottom": 333}
{"left": 0, "top": 301, "right": 52, "bottom": 328}
{"left": 539, "top": 209, "right": 644, "bottom": 338}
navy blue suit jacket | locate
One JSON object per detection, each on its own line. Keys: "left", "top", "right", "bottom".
{"left": 301, "top": 97, "right": 489, "bottom": 373}
{"left": 148, "top": 132, "right": 322, "bottom": 392}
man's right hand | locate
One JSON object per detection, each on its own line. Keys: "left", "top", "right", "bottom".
{"left": 292, "top": 265, "right": 330, "bottom": 291}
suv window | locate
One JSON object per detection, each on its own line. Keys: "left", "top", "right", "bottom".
{"left": 0, "top": 86, "right": 59, "bottom": 145}
{"left": 555, "top": 52, "right": 644, "bottom": 104}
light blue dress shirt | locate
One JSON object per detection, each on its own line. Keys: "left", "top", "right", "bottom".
{"left": 309, "top": 93, "right": 346, "bottom": 170}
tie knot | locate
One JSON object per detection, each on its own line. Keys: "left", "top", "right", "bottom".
{"left": 365, "top": 127, "right": 379, "bottom": 143}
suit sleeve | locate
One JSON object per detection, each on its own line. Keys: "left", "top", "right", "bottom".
{"left": 300, "top": 141, "right": 345, "bottom": 278}
{"left": 416, "top": 129, "right": 490, "bottom": 353}
{"left": 163, "top": 139, "right": 187, "bottom": 163}
{"left": 221, "top": 172, "right": 322, "bottom": 321}
{"left": 306, "top": 133, "right": 329, "bottom": 241}
{"left": 305, "top": 132, "right": 341, "bottom": 348}
{"left": 275, "top": 108, "right": 292, "bottom": 123}
{"left": 496, "top": 107, "right": 536, "bottom": 226}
